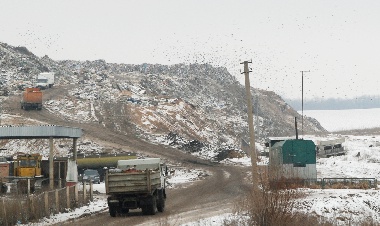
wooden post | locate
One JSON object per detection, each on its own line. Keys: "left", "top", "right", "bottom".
{"left": 27, "top": 178, "right": 30, "bottom": 196}
{"left": 64, "top": 161, "right": 67, "bottom": 186}
{"left": 74, "top": 184, "right": 79, "bottom": 205}
{"left": 83, "top": 181, "right": 87, "bottom": 204}
{"left": 66, "top": 186, "right": 70, "bottom": 209}
{"left": 49, "top": 137, "right": 54, "bottom": 190}
{"left": 58, "top": 161, "right": 62, "bottom": 188}
{"left": 44, "top": 191, "right": 49, "bottom": 216}
{"left": 90, "top": 181, "right": 93, "bottom": 202}
{"left": 55, "top": 189, "right": 59, "bottom": 214}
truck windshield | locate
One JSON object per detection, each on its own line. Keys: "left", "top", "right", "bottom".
{"left": 20, "top": 160, "right": 36, "bottom": 167}
{"left": 37, "top": 79, "right": 48, "bottom": 83}
{"left": 84, "top": 170, "right": 98, "bottom": 175}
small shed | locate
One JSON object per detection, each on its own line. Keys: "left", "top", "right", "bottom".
{"left": 269, "top": 139, "right": 316, "bottom": 181}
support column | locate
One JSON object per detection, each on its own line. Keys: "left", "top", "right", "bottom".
{"left": 73, "top": 138, "right": 78, "bottom": 161}
{"left": 66, "top": 138, "right": 79, "bottom": 187}
{"left": 49, "top": 137, "right": 54, "bottom": 190}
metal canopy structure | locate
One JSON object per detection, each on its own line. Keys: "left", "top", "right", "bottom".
{"left": 0, "top": 125, "right": 82, "bottom": 189}
{"left": 0, "top": 125, "right": 82, "bottom": 139}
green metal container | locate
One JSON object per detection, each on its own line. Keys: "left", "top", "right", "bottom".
{"left": 269, "top": 139, "right": 317, "bottom": 180}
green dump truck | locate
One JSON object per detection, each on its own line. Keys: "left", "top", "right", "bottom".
{"left": 105, "top": 158, "right": 167, "bottom": 217}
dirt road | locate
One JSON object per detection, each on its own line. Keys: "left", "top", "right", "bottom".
{"left": 3, "top": 88, "right": 252, "bottom": 225}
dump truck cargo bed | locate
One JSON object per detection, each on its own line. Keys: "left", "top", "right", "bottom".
{"left": 105, "top": 158, "right": 167, "bottom": 216}
{"left": 21, "top": 87, "right": 42, "bottom": 110}
{"left": 106, "top": 170, "right": 162, "bottom": 194}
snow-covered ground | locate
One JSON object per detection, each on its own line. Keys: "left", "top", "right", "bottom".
{"left": 21, "top": 108, "right": 380, "bottom": 225}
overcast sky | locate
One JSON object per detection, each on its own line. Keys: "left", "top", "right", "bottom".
{"left": 1, "top": 0, "right": 380, "bottom": 100}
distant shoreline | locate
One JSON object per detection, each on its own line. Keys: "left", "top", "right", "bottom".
{"left": 286, "top": 96, "right": 380, "bottom": 111}
{"left": 301, "top": 108, "right": 380, "bottom": 132}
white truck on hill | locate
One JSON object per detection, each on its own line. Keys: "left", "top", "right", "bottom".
{"left": 105, "top": 158, "right": 167, "bottom": 217}
{"left": 36, "top": 72, "right": 55, "bottom": 89}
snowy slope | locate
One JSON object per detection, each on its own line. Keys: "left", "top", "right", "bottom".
{"left": 1, "top": 42, "right": 327, "bottom": 155}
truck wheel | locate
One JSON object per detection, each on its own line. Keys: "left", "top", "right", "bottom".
{"left": 157, "top": 190, "right": 165, "bottom": 212}
{"left": 109, "top": 206, "right": 117, "bottom": 217}
{"left": 142, "top": 195, "right": 157, "bottom": 215}
{"left": 142, "top": 206, "right": 148, "bottom": 215}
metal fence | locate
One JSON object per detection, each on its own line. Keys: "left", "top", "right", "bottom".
{"left": 269, "top": 177, "right": 378, "bottom": 190}
{"left": 321, "top": 177, "right": 377, "bottom": 189}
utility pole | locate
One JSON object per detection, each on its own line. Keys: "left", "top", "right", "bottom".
{"left": 241, "top": 60, "right": 259, "bottom": 192}
{"left": 301, "top": 70, "right": 310, "bottom": 139}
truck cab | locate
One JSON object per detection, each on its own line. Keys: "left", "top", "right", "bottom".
{"left": 36, "top": 72, "right": 55, "bottom": 89}
{"left": 36, "top": 77, "right": 49, "bottom": 90}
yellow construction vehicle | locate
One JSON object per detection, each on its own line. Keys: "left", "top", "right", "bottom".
{"left": 11, "top": 153, "right": 45, "bottom": 193}
{"left": 9, "top": 153, "right": 67, "bottom": 193}
{"left": 14, "top": 153, "right": 43, "bottom": 178}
